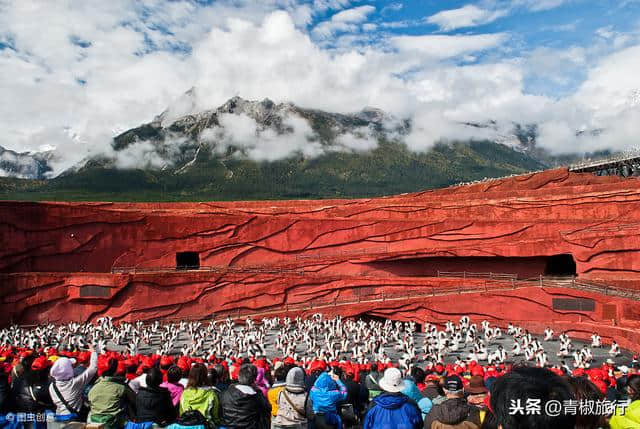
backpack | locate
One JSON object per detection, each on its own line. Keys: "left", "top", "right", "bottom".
{"left": 177, "top": 409, "right": 209, "bottom": 428}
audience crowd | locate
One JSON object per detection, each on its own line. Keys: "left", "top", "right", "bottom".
{"left": 0, "top": 315, "right": 638, "bottom": 429}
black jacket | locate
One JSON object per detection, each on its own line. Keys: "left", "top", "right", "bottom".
{"left": 343, "top": 378, "right": 369, "bottom": 415}
{"left": 423, "top": 397, "right": 481, "bottom": 429}
{"left": 11, "top": 375, "right": 55, "bottom": 413}
{"left": 364, "top": 372, "right": 381, "bottom": 392}
{"left": 220, "top": 384, "right": 271, "bottom": 429}
{"left": 0, "top": 373, "right": 10, "bottom": 413}
{"left": 136, "top": 386, "right": 177, "bottom": 425}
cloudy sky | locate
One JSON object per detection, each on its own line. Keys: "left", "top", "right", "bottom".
{"left": 2, "top": 0, "right": 640, "bottom": 174}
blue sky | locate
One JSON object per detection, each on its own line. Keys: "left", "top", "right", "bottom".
{"left": 303, "top": 0, "right": 640, "bottom": 96}
{"left": 1, "top": 0, "right": 640, "bottom": 174}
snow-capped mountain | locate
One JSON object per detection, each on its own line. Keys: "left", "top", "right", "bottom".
{"left": 107, "top": 95, "right": 405, "bottom": 173}
{"left": 0, "top": 92, "right": 604, "bottom": 180}
{"left": 0, "top": 94, "right": 549, "bottom": 199}
{"left": 0, "top": 146, "right": 52, "bottom": 179}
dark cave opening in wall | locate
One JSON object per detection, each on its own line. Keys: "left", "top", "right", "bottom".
{"left": 363, "top": 254, "right": 577, "bottom": 279}
{"left": 176, "top": 252, "right": 200, "bottom": 270}
{"left": 544, "top": 254, "right": 577, "bottom": 276}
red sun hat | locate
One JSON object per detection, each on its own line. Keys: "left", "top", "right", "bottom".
{"left": 98, "top": 357, "right": 115, "bottom": 376}
{"left": 471, "top": 366, "right": 485, "bottom": 377}
{"left": 31, "top": 356, "right": 52, "bottom": 371}
{"left": 77, "top": 351, "right": 91, "bottom": 365}
{"left": 160, "top": 356, "right": 174, "bottom": 367}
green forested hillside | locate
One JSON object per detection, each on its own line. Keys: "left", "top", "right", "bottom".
{"left": 0, "top": 140, "right": 545, "bottom": 201}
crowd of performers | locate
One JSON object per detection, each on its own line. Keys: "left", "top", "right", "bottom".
{"left": 0, "top": 314, "right": 637, "bottom": 429}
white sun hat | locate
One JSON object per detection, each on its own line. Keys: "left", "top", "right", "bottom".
{"left": 378, "top": 367, "right": 407, "bottom": 393}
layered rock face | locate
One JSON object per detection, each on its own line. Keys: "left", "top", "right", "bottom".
{"left": 1, "top": 167, "right": 640, "bottom": 350}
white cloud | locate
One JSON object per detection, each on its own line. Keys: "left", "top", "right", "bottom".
{"left": 517, "top": 0, "right": 569, "bottom": 12}
{"left": 427, "top": 5, "right": 509, "bottom": 31}
{"left": 491, "top": 0, "right": 571, "bottom": 12}
{"left": 1, "top": 0, "right": 640, "bottom": 176}
{"left": 335, "top": 126, "right": 379, "bottom": 152}
{"left": 362, "top": 23, "right": 377, "bottom": 32}
{"left": 113, "top": 141, "right": 169, "bottom": 169}
{"left": 381, "top": 3, "right": 403, "bottom": 14}
{"left": 390, "top": 33, "right": 509, "bottom": 60}
{"left": 571, "top": 45, "right": 640, "bottom": 116}
{"left": 202, "top": 113, "right": 323, "bottom": 161}
{"left": 524, "top": 46, "right": 586, "bottom": 86}
{"left": 532, "top": 45, "right": 640, "bottom": 154}
{"left": 331, "top": 5, "right": 375, "bottom": 23}
{"left": 313, "top": 5, "right": 376, "bottom": 38}
{"left": 312, "top": 0, "right": 352, "bottom": 12}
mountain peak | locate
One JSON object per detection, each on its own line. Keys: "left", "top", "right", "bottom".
{"left": 355, "top": 106, "right": 386, "bottom": 123}
{"left": 0, "top": 145, "right": 52, "bottom": 179}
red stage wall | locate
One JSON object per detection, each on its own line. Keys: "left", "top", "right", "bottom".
{"left": 1, "top": 167, "right": 640, "bottom": 348}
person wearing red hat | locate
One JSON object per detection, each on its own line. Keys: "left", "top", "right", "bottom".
{"left": 11, "top": 354, "right": 55, "bottom": 414}
{"left": 87, "top": 357, "right": 136, "bottom": 427}
{"left": 129, "top": 356, "right": 156, "bottom": 394}
{"left": 177, "top": 356, "right": 191, "bottom": 372}
{"left": 160, "top": 355, "right": 174, "bottom": 369}
{"left": 159, "top": 355, "right": 174, "bottom": 382}
{"left": 422, "top": 374, "right": 444, "bottom": 404}
{"left": 411, "top": 367, "right": 427, "bottom": 392}
{"left": 471, "top": 366, "right": 484, "bottom": 378}
{"left": 121, "top": 359, "right": 137, "bottom": 381}
{"left": 340, "top": 365, "right": 369, "bottom": 426}
{"left": 305, "top": 360, "right": 327, "bottom": 391}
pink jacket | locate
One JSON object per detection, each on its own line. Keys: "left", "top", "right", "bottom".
{"left": 160, "top": 381, "right": 185, "bottom": 406}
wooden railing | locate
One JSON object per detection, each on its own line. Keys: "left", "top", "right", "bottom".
{"left": 204, "top": 275, "right": 640, "bottom": 322}
{"left": 437, "top": 271, "right": 518, "bottom": 280}
{"left": 438, "top": 272, "right": 640, "bottom": 301}
{"left": 17, "top": 273, "right": 639, "bottom": 327}
{"left": 205, "top": 279, "right": 525, "bottom": 322}
{"left": 111, "top": 265, "right": 305, "bottom": 275}
{"left": 294, "top": 245, "right": 389, "bottom": 260}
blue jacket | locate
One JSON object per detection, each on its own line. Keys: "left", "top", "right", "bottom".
{"left": 401, "top": 380, "right": 423, "bottom": 404}
{"left": 309, "top": 373, "right": 347, "bottom": 414}
{"left": 363, "top": 393, "right": 423, "bottom": 429}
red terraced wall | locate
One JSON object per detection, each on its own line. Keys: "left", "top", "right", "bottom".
{"left": 1, "top": 167, "right": 640, "bottom": 344}
{"left": 1, "top": 272, "right": 639, "bottom": 352}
